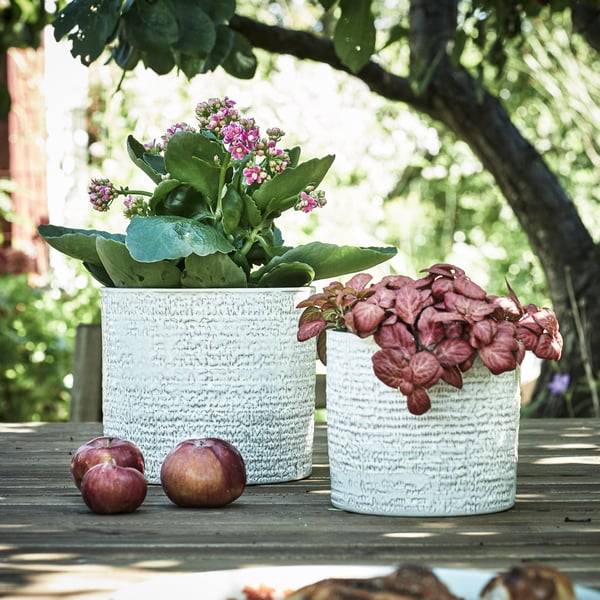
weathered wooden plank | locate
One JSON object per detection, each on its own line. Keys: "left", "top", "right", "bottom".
{"left": 0, "top": 420, "right": 598, "bottom": 599}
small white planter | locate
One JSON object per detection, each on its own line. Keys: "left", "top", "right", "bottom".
{"left": 101, "top": 287, "right": 316, "bottom": 485}
{"left": 326, "top": 330, "right": 521, "bottom": 516}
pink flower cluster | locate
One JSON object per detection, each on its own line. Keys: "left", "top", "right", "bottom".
{"left": 295, "top": 188, "right": 327, "bottom": 213}
{"left": 123, "top": 195, "right": 151, "bottom": 219}
{"left": 195, "top": 97, "right": 291, "bottom": 186}
{"left": 88, "top": 178, "right": 117, "bottom": 212}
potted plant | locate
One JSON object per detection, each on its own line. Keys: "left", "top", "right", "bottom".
{"left": 297, "top": 263, "right": 562, "bottom": 515}
{"left": 39, "top": 97, "right": 396, "bottom": 484}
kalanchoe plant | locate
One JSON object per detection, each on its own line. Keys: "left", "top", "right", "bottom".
{"left": 38, "top": 97, "right": 396, "bottom": 288}
{"left": 297, "top": 263, "right": 563, "bottom": 415}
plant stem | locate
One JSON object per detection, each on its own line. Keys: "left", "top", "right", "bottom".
{"left": 121, "top": 188, "right": 152, "bottom": 197}
{"left": 215, "top": 155, "right": 231, "bottom": 218}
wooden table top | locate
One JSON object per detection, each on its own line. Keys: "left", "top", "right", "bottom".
{"left": 1, "top": 419, "right": 599, "bottom": 599}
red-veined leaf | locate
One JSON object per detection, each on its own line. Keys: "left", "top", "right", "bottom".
{"left": 535, "top": 331, "right": 563, "bottom": 360}
{"left": 409, "top": 351, "right": 443, "bottom": 387}
{"left": 444, "top": 292, "right": 496, "bottom": 321}
{"left": 433, "top": 337, "right": 474, "bottom": 368}
{"left": 531, "top": 307, "right": 561, "bottom": 334}
{"left": 345, "top": 272, "right": 373, "bottom": 292}
{"left": 441, "top": 365, "right": 463, "bottom": 388}
{"left": 373, "top": 321, "right": 416, "bottom": 352}
{"left": 421, "top": 263, "right": 465, "bottom": 279}
{"left": 478, "top": 342, "right": 518, "bottom": 375}
{"left": 431, "top": 276, "right": 454, "bottom": 300}
{"left": 367, "top": 287, "right": 396, "bottom": 309}
{"left": 469, "top": 319, "right": 497, "bottom": 347}
{"left": 488, "top": 294, "right": 522, "bottom": 321}
{"left": 377, "top": 274, "right": 414, "bottom": 290}
{"left": 417, "top": 306, "right": 445, "bottom": 347}
{"left": 453, "top": 273, "right": 487, "bottom": 300}
{"left": 516, "top": 325, "right": 539, "bottom": 351}
{"left": 371, "top": 348, "right": 409, "bottom": 389}
{"left": 297, "top": 319, "right": 328, "bottom": 342}
{"left": 345, "top": 301, "right": 386, "bottom": 337}
{"left": 316, "top": 330, "right": 327, "bottom": 365}
{"left": 391, "top": 283, "right": 424, "bottom": 325}
{"left": 407, "top": 386, "right": 432, "bottom": 415}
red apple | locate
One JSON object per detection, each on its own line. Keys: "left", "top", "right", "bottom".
{"left": 80, "top": 460, "right": 148, "bottom": 514}
{"left": 160, "top": 438, "right": 246, "bottom": 508}
{"left": 71, "top": 436, "right": 145, "bottom": 489}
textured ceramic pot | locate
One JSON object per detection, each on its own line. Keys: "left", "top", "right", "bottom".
{"left": 101, "top": 287, "right": 316, "bottom": 485}
{"left": 326, "top": 330, "right": 521, "bottom": 516}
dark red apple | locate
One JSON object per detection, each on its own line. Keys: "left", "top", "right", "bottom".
{"left": 71, "top": 436, "right": 145, "bottom": 489}
{"left": 80, "top": 460, "right": 148, "bottom": 514}
{"left": 160, "top": 438, "right": 246, "bottom": 508}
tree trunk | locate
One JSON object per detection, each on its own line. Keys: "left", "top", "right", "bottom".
{"left": 230, "top": 3, "right": 600, "bottom": 416}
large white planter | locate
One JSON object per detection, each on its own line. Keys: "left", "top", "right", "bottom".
{"left": 326, "top": 330, "right": 521, "bottom": 516}
{"left": 101, "top": 287, "right": 316, "bottom": 485}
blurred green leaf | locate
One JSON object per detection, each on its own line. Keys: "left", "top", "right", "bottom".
{"left": 53, "top": 0, "right": 121, "bottom": 65}
{"left": 221, "top": 31, "right": 257, "bottom": 79}
{"left": 333, "top": 0, "right": 375, "bottom": 73}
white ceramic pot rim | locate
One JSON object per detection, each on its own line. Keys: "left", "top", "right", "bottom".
{"left": 101, "top": 286, "right": 312, "bottom": 294}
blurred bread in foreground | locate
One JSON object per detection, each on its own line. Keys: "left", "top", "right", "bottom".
{"left": 285, "top": 564, "right": 462, "bottom": 599}
{"left": 480, "top": 565, "right": 577, "bottom": 600}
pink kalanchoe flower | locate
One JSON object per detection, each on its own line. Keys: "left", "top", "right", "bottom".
{"left": 243, "top": 164, "right": 267, "bottom": 186}
{"left": 295, "top": 191, "right": 319, "bottom": 213}
{"left": 88, "top": 178, "right": 117, "bottom": 212}
{"left": 123, "top": 195, "right": 151, "bottom": 219}
{"left": 295, "top": 188, "right": 328, "bottom": 213}
{"left": 221, "top": 119, "right": 260, "bottom": 160}
{"left": 159, "top": 122, "right": 196, "bottom": 151}
{"left": 196, "top": 97, "right": 240, "bottom": 136}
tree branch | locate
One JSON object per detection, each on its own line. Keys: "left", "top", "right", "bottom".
{"left": 229, "top": 14, "right": 436, "bottom": 117}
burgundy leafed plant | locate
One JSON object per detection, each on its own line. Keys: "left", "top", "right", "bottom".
{"left": 297, "top": 263, "right": 563, "bottom": 415}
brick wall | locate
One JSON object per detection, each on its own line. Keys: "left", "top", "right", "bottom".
{"left": 1, "top": 46, "right": 49, "bottom": 274}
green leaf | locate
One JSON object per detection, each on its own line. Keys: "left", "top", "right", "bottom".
{"left": 96, "top": 237, "right": 182, "bottom": 288}
{"left": 333, "top": 0, "right": 375, "bottom": 73}
{"left": 287, "top": 146, "right": 301, "bottom": 169}
{"left": 252, "top": 242, "right": 397, "bottom": 284}
{"left": 151, "top": 181, "right": 212, "bottom": 219}
{"left": 221, "top": 31, "right": 257, "bottom": 79}
{"left": 221, "top": 186, "right": 243, "bottom": 235}
{"left": 127, "top": 135, "right": 165, "bottom": 184}
{"left": 254, "top": 262, "right": 316, "bottom": 288}
{"left": 169, "top": 2, "right": 215, "bottom": 58}
{"left": 198, "top": 0, "right": 235, "bottom": 21}
{"left": 181, "top": 253, "right": 247, "bottom": 288}
{"left": 252, "top": 155, "right": 335, "bottom": 214}
{"left": 53, "top": 0, "right": 121, "bottom": 65}
{"left": 38, "top": 224, "right": 125, "bottom": 266}
{"left": 122, "top": 0, "right": 179, "bottom": 52}
{"left": 142, "top": 48, "right": 176, "bottom": 75}
{"left": 111, "top": 41, "right": 141, "bottom": 71}
{"left": 243, "top": 194, "right": 263, "bottom": 228}
{"left": 125, "top": 215, "right": 234, "bottom": 262}
{"left": 202, "top": 25, "right": 235, "bottom": 73}
{"left": 82, "top": 261, "right": 115, "bottom": 287}
{"left": 319, "top": 0, "right": 338, "bottom": 10}
{"left": 164, "top": 131, "right": 224, "bottom": 200}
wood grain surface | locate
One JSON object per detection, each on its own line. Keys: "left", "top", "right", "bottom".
{"left": 0, "top": 419, "right": 598, "bottom": 598}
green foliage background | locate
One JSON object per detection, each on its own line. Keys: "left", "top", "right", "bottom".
{"left": 0, "top": 272, "right": 100, "bottom": 421}
{"left": 1, "top": 1, "right": 598, "bottom": 419}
